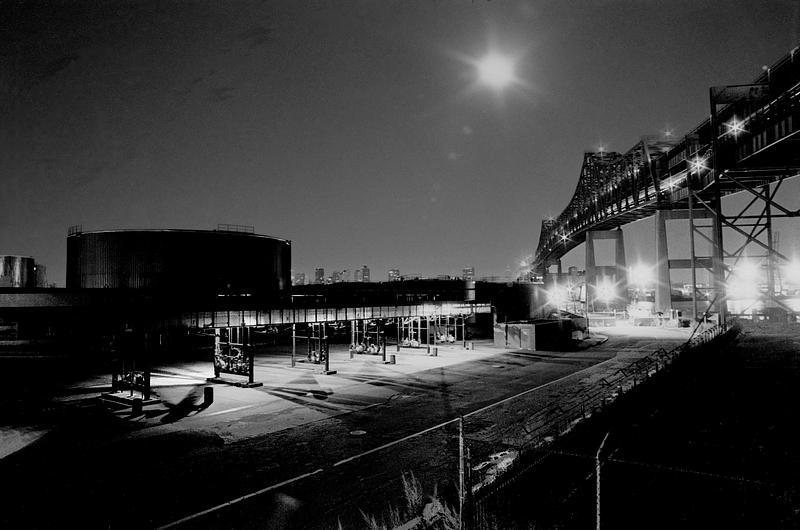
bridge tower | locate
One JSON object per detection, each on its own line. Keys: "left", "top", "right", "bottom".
{"left": 585, "top": 229, "right": 628, "bottom": 312}
{"left": 654, "top": 208, "right": 715, "bottom": 318}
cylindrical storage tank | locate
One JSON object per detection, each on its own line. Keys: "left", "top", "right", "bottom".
{"left": 66, "top": 229, "right": 291, "bottom": 295}
{"left": 0, "top": 256, "right": 36, "bottom": 288}
{"left": 464, "top": 280, "right": 476, "bottom": 301}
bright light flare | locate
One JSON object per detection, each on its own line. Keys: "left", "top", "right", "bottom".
{"left": 781, "top": 260, "right": 800, "bottom": 282}
{"left": 732, "top": 260, "right": 760, "bottom": 282}
{"left": 728, "top": 260, "right": 762, "bottom": 299}
{"left": 689, "top": 155, "right": 708, "bottom": 173}
{"left": 629, "top": 263, "right": 654, "bottom": 288}
{"left": 596, "top": 279, "right": 616, "bottom": 303}
{"left": 547, "top": 286, "right": 570, "bottom": 308}
{"left": 725, "top": 117, "right": 746, "bottom": 137}
{"left": 476, "top": 53, "right": 516, "bottom": 90}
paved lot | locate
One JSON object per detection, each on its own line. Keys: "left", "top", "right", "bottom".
{"left": 0, "top": 326, "right": 692, "bottom": 529}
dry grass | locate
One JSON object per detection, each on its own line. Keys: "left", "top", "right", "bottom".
{"left": 359, "top": 471, "right": 459, "bottom": 530}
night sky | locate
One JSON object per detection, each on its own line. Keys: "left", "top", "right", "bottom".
{"left": 2, "top": 0, "right": 798, "bottom": 285}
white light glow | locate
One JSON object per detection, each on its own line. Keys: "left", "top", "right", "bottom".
{"left": 596, "top": 279, "right": 616, "bottom": 302}
{"left": 725, "top": 117, "right": 746, "bottom": 137}
{"left": 733, "top": 260, "right": 760, "bottom": 281}
{"left": 629, "top": 263, "right": 654, "bottom": 288}
{"left": 547, "top": 286, "right": 570, "bottom": 308}
{"left": 728, "top": 260, "right": 761, "bottom": 299}
{"left": 476, "top": 53, "right": 516, "bottom": 89}
{"left": 782, "top": 260, "right": 800, "bottom": 283}
{"left": 689, "top": 155, "right": 708, "bottom": 173}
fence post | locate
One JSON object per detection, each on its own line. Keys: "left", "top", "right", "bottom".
{"left": 459, "top": 415, "right": 465, "bottom": 530}
{"left": 596, "top": 431, "right": 610, "bottom": 530}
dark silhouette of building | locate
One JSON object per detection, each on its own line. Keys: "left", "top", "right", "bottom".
{"left": 0, "top": 256, "right": 41, "bottom": 288}
{"left": 66, "top": 227, "right": 290, "bottom": 295}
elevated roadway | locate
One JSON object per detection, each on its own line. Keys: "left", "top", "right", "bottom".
{"left": 535, "top": 48, "right": 800, "bottom": 272}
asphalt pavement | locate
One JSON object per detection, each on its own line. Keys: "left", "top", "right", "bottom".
{"left": 0, "top": 325, "right": 692, "bottom": 529}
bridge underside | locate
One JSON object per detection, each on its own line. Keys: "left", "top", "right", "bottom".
{"left": 534, "top": 47, "right": 800, "bottom": 321}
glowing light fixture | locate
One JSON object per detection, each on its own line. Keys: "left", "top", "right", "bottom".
{"left": 725, "top": 117, "right": 746, "bottom": 137}
{"left": 689, "top": 155, "right": 708, "bottom": 173}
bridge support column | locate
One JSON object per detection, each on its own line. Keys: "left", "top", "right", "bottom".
{"left": 585, "top": 229, "right": 627, "bottom": 312}
{"left": 655, "top": 208, "right": 715, "bottom": 320}
{"left": 655, "top": 210, "right": 671, "bottom": 316}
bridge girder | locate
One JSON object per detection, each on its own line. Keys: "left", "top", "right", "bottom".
{"left": 534, "top": 46, "right": 800, "bottom": 279}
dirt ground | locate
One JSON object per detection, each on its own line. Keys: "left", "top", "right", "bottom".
{"left": 0, "top": 328, "right": 693, "bottom": 529}
{"left": 483, "top": 321, "right": 800, "bottom": 529}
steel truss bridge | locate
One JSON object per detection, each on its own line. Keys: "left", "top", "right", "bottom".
{"left": 534, "top": 46, "right": 800, "bottom": 321}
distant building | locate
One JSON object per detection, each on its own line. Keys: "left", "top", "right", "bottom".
{"left": 340, "top": 269, "right": 351, "bottom": 282}
{"left": 360, "top": 265, "right": 370, "bottom": 283}
{"left": 314, "top": 268, "right": 325, "bottom": 285}
{"left": 34, "top": 263, "right": 47, "bottom": 287}
{"left": 293, "top": 272, "right": 306, "bottom": 286}
{"left": 388, "top": 268, "right": 400, "bottom": 282}
{"left": 354, "top": 269, "right": 362, "bottom": 282}
{"left": 331, "top": 270, "right": 341, "bottom": 283}
{"left": 0, "top": 256, "right": 38, "bottom": 288}
{"left": 462, "top": 266, "right": 475, "bottom": 281}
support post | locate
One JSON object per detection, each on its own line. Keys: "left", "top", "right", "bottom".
{"left": 615, "top": 228, "right": 628, "bottom": 299}
{"left": 291, "top": 324, "right": 296, "bottom": 367}
{"left": 246, "top": 327, "right": 254, "bottom": 385}
{"left": 214, "top": 332, "right": 221, "bottom": 377}
{"left": 381, "top": 321, "right": 386, "bottom": 362}
{"left": 709, "top": 89, "right": 727, "bottom": 325}
{"left": 426, "top": 316, "right": 430, "bottom": 353}
{"left": 143, "top": 332, "right": 151, "bottom": 401}
{"left": 323, "top": 322, "right": 330, "bottom": 373}
{"left": 688, "top": 184, "right": 699, "bottom": 322}
{"left": 764, "top": 183, "right": 776, "bottom": 311}
{"left": 586, "top": 231, "right": 597, "bottom": 312}
{"left": 655, "top": 209, "right": 671, "bottom": 315}
{"left": 596, "top": 431, "right": 610, "bottom": 530}
{"left": 459, "top": 415, "right": 466, "bottom": 530}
